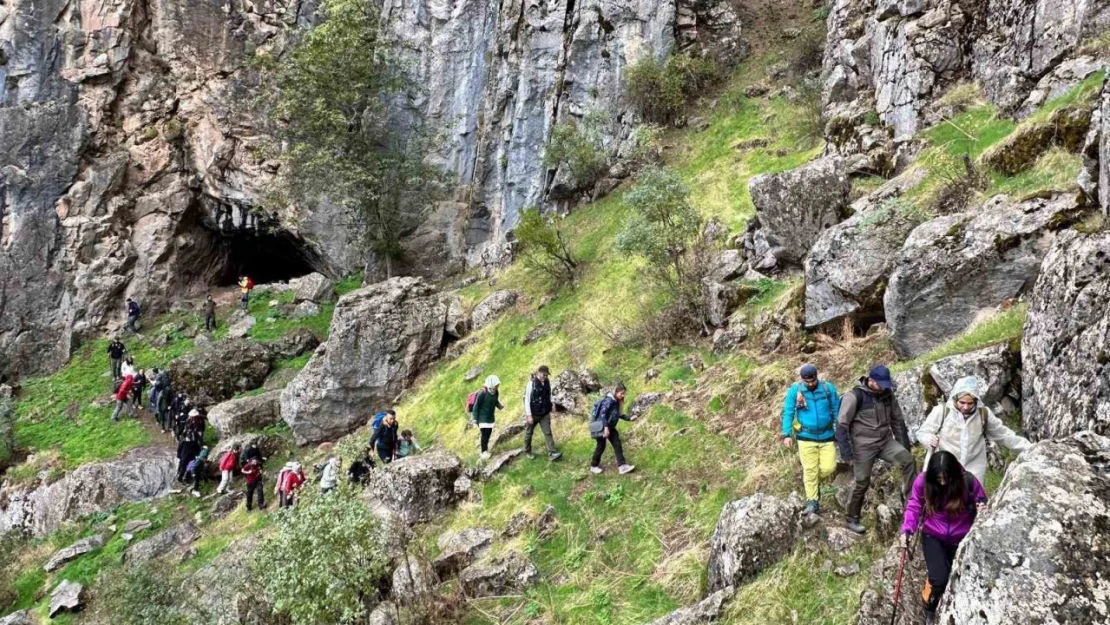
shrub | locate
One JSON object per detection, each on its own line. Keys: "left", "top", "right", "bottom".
{"left": 94, "top": 561, "right": 189, "bottom": 625}
{"left": 788, "top": 29, "right": 825, "bottom": 76}
{"left": 544, "top": 115, "right": 608, "bottom": 190}
{"left": 514, "top": 207, "right": 579, "bottom": 285}
{"left": 254, "top": 488, "right": 392, "bottom": 625}
{"left": 626, "top": 53, "right": 718, "bottom": 125}
{"left": 925, "top": 152, "right": 987, "bottom": 215}
{"left": 627, "top": 124, "right": 665, "bottom": 169}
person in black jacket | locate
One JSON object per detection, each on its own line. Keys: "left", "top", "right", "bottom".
{"left": 176, "top": 437, "right": 201, "bottom": 483}
{"left": 348, "top": 447, "right": 376, "bottom": 484}
{"left": 589, "top": 383, "right": 638, "bottom": 475}
{"left": 131, "top": 369, "right": 147, "bottom": 408}
{"left": 107, "top": 337, "right": 126, "bottom": 381}
{"left": 369, "top": 413, "right": 400, "bottom": 464}
{"left": 522, "top": 366, "right": 562, "bottom": 461}
{"left": 125, "top": 297, "right": 141, "bottom": 333}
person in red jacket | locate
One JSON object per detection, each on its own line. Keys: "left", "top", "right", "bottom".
{"left": 216, "top": 443, "right": 242, "bottom": 494}
{"left": 110, "top": 375, "right": 135, "bottom": 422}
{"left": 277, "top": 462, "right": 305, "bottom": 508}
{"left": 241, "top": 456, "right": 265, "bottom": 511}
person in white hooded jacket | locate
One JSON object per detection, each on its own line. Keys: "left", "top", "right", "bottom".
{"left": 915, "top": 375, "right": 1031, "bottom": 484}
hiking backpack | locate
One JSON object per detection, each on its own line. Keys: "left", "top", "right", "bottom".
{"left": 245, "top": 277, "right": 255, "bottom": 290}
{"left": 371, "top": 411, "right": 389, "bottom": 429}
{"left": 588, "top": 397, "right": 607, "bottom": 438}
{"left": 466, "top": 390, "right": 481, "bottom": 414}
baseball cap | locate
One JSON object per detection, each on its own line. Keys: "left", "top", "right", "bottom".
{"left": 868, "top": 365, "right": 894, "bottom": 390}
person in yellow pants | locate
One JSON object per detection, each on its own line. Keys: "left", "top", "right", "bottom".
{"left": 781, "top": 364, "right": 841, "bottom": 516}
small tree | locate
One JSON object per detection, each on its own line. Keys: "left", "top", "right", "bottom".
{"left": 626, "top": 53, "right": 717, "bottom": 125}
{"left": 544, "top": 115, "right": 608, "bottom": 191}
{"left": 254, "top": 488, "right": 392, "bottom": 625}
{"left": 616, "top": 166, "right": 712, "bottom": 334}
{"left": 515, "top": 207, "right": 579, "bottom": 285}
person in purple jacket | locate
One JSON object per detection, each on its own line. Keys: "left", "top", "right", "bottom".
{"left": 900, "top": 450, "right": 987, "bottom": 624}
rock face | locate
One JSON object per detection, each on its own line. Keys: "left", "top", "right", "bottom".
{"left": 125, "top": 522, "right": 201, "bottom": 564}
{"left": 44, "top": 534, "right": 106, "bottom": 572}
{"left": 208, "top": 390, "right": 283, "bottom": 438}
{"left": 290, "top": 273, "right": 337, "bottom": 303}
{"left": 470, "top": 290, "right": 519, "bottom": 330}
{"left": 885, "top": 193, "right": 1080, "bottom": 358}
{"left": 391, "top": 554, "right": 437, "bottom": 606}
{"left": 645, "top": 586, "right": 735, "bottom": 625}
{"left": 1023, "top": 231, "right": 1110, "bottom": 440}
{"left": 747, "top": 157, "right": 852, "bottom": 266}
{"left": 928, "top": 343, "right": 1019, "bottom": 415}
{"left": 706, "top": 493, "right": 803, "bottom": 592}
{"left": 281, "top": 278, "right": 456, "bottom": 444}
{"left": 168, "top": 339, "right": 274, "bottom": 405}
{"left": 187, "top": 536, "right": 276, "bottom": 624}
{"left": 939, "top": 432, "right": 1110, "bottom": 624}
{"left": 0, "top": 447, "right": 176, "bottom": 537}
{"left": 458, "top": 550, "right": 539, "bottom": 598}
{"left": 550, "top": 369, "right": 602, "bottom": 414}
{"left": 855, "top": 538, "right": 927, "bottom": 625}
{"left": 362, "top": 452, "right": 464, "bottom": 525}
{"left": 49, "top": 580, "right": 85, "bottom": 617}
{"left": 433, "top": 527, "right": 495, "bottom": 577}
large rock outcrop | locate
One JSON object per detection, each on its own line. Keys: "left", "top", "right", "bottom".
{"left": 706, "top": 492, "right": 803, "bottom": 592}
{"left": 939, "top": 432, "right": 1110, "bottom": 624}
{"left": 168, "top": 339, "right": 274, "bottom": 405}
{"left": 1023, "top": 231, "right": 1110, "bottom": 440}
{"left": 0, "top": 447, "right": 176, "bottom": 537}
{"left": 885, "top": 193, "right": 1080, "bottom": 358}
{"left": 208, "top": 390, "right": 283, "bottom": 438}
{"left": 281, "top": 278, "right": 456, "bottom": 444}
{"left": 361, "top": 452, "right": 464, "bottom": 525}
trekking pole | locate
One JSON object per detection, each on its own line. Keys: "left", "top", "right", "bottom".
{"left": 889, "top": 539, "right": 910, "bottom": 625}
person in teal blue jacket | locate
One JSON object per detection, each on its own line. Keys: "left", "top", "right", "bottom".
{"left": 780, "top": 364, "right": 840, "bottom": 515}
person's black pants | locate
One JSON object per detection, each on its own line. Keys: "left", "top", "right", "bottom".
{"left": 479, "top": 427, "right": 492, "bottom": 453}
{"left": 176, "top": 459, "right": 189, "bottom": 482}
{"left": 246, "top": 481, "right": 265, "bottom": 510}
{"left": 376, "top": 445, "right": 393, "bottom": 464}
{"left": 205, "top": 312, "right": 216, "bottom": 331}
{"left": 279, "top": 492, "right": 296, "bottom": 508}
{"left": 921, "top": 535, "right": 959, "bottom": 611}
{"left": 591, "top": 428, "right": 626, "bottom": 467}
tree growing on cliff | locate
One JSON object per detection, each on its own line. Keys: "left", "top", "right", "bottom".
{"left": 260, "top": 0, "right": 440, "bottom": 277}
{"left": 515, "top": 207, "right": 579, "bottom": 286}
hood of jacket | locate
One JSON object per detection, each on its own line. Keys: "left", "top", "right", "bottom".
{"left": 948, "top": 376, "right": 982, "bottom": 402}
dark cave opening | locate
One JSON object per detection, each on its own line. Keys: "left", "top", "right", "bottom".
{"left": 213, "top": 227, "right": 318, "bottom": 287}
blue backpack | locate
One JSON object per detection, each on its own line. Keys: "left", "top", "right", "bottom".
{"left": 371, "top": 412, "right": 389, "bottom": 429}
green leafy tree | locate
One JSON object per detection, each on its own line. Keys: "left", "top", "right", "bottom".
{"left": 254, "top": 488, "right": 392, "bottom": 625}
{"left": 259, "top": 0, "right": 440, "bottom": 277}
{"left": 625, "top": 53, "right": 717, "bottom": 125}
{"left": 544, "top": 114, "right": 608, "bottom": 190}
{"left": 515, "top": 207, "right": 579, "bottom": 285}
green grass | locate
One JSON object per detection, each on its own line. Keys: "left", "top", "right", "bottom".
{"left": 1025, "top": 70, "right": 1105, "bottom": 123}
{"left": 245, "top": 288, "right": 336, "bottom": 343}
{"left": 921, "top": 105, "right": 1016, "bottom": 161}
{"left": 892, "top": 304, "right": 1026, "bottom": 373}
{"left": 987, "top": 147, "right": 1082, "bottom": 197}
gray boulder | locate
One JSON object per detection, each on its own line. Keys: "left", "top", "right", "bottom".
{"left": 885, "top": 193, "right": 1080, "bottom": 358}
{"left": 208, "top": 390, "right": 283, "bottom": 438}
{"left": 227, "top": 312, "right": 257, "bottom": 339}
{"left": 707, "top": 492, "right": 804, "bottom": 592}
{"left": 265, "top": 327, "right": 321, "bottom": 361}
{"left": 0, "top": 447, "right": 176, "bottom": 537}
{"left": 211, "top": 434, "right": 286, "bottom": 464}
{"left": 855, "top": 538, "right": 927, "bottom": 625}
{"left": 492, "top": 419, "right": 527, "bottom": 448}
{"left": 892, "top": 366, "right": 933, "bottom": 444}
{"left": 551, "top": 369, "right": 602, "bottom": 414}
{"left": 471, "top": 290, "right": 519, "bottom": 330}
{"left": 186, "top": 536, "right": 276, "bottom": 624}
{"left": 433, "top": 527, "right": 495, "bottom": 577}
{"left": 1023, "top": 231, "right": 1110, "bottom": 440}
{"left": 44, "top": 534, "right": 105, "bottom": 572}
{"left": 168, "top": 339, "right": 273, "bottom": 405}
{"left": 0, "top": 611, "right": 35, "bottom": 625}
{"left": 928, "top": 343, "right": 1019, "bottom": 416}
{"left": 747, "top": 157, "right": 851, "bottom": 266}
{"left": 368, "top": 602, "right": 398, "bottom": 625}
{"left": 126, "top": 522, "right": 201, "bottom": 564}
{"left": 49, "top": 580, "right": 85, "bottom": 617}
{"left": 290, "top": 273, "right": 337, "bottom": 303}
{"left": 459, "top": 550, "right": 539, "bottom": 598}
{"left": 362, "top": 452, "right": 464, "bottom": 525}
{"left": 281, "top": 278, "right": 456, "bottom": 444}
{"left": 644, "top": 586, "right": 735, "bottom": 625}
{"left": 391, "top": 555, "right": 437, "bottom": 606}
{"left": 940, "top": 432, "right": 1110, "bottom": 624}
{"left": 480, "top": 448, "right": 525, "bottom": 479}
{"left": 630, "top": 392, "right": 665, "bottom": 417}
{"left": 292, "top": 301, "right": 322, "bottom": 319}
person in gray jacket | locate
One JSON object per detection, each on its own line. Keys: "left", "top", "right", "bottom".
{"left": 836, "top": 365, "right": 916, "bottom": 535}
{"left": 522, "top": 365, "right": 562, "bottom": 461}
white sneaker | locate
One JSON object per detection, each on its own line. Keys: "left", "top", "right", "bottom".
{"left": 480, "top": 452, "right": 491, "bottom": 460}
{"left": 618, "top": 464, "right": 636, "bottom": 475}
{"left": 589, "top": 466, "right": 603, "bottom": 474}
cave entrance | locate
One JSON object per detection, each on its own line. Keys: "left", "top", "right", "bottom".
{"left": 215, "top": 228, "right": 317, "bottom": 286}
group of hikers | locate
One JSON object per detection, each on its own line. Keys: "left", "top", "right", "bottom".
{"left": 780, "top": 363, "right": 1030, "bottom": 624}
{"left": 117, "top": 274, "right": 254, "bottom": 337}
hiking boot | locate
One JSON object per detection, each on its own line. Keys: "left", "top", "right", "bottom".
{"left": 589, "top": 466, "right": 603, "bottom": 474}
{"left": 549, "top": 452, "right": 563, "bottom": 461}
{"left": 525, "top": 451, "right": 536, "bottom": 459}
{"left": 924, "top": 609, "right": 936, "bottom": 625}
{"left": 803, "top": 500, "right": 820, "bottom": 516}
{"left": 845, "top": 517, "right": 867, "bottom": 535}
{"left": 480, "top": 452, "right": 491, "bottom": 461}
{"left": 618, "top": 464, "right": 636, "bottom": 475}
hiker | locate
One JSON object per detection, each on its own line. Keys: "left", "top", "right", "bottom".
{"left": 348, "top": 448, "right": 375, "bottom": 484}
{"left": 241, "top": 455, "right": 265, "bottom": 511}
{"left": 172, "top": 395, "right": 190, "bottom": 440}
{"left": 320, "top": 457, "right": 340, "bottom": 494}
{"left": 187, "top": 447, "right": 210, "bottom": 495}
{"left": 522, "top": 365, "right": 562, "bottom": 461}
{"left": 397, "top": 430, "right": 422, "bottom": 459}
{"left": 589, "top": 383, "right": 637, "bottom": 475}
{"left": 111, "top": 374, "right": 135, "bottom": 422}
{"left": 781, "top": 364, "right": 840, "bottom": 515}
{"left": 186, "top": 408, "right": 206, "bottom": 443}
{"left": 836, "top": 365, "right": 916, "bottom": 535}
{"left": 148, "top": 368, "right": 162, "bottom": 412}
{"left": 153, "top": 371, "right": 171, "bottom": 432}
{"left": 176, "top": 436, "right": 201, "bottom": 483}
{"left": 470, "top": 375, "right": 503, "bottom": 460}
{"left": 121, "top": 356, "right": 136, "bottom": 379}
{"left": 276, "top": 462, "right": 305, "bottom": 508}
{"left": 901, "top": 451, "right": 987, "bottom": 624}
{"left": 217, "top": 443, "right": 241, "bottom": 494}
{"left": 369, "top": 412, "right": 400, "bottom": 464}
{"left": 238, "top": 276, "right": 253, "bottom": 311}
{"left": 203, "top": 294, "right": 217, "bottom": 332}
{"left": 242, "top": 441, "right": 263, "bottom": 465}
{"left": 916, "top": 376, "right": 1031, "bottom": 485}
{"left": 131, "top": 369, "right": 147, "bottom": 408}
{"left": 107, "top": 337, "right": 125, "bottom": 380}
{"left": 125, "top": 297, "right": 142, "bottom": 333}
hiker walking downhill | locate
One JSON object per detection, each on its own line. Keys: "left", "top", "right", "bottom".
{"left": 348, "top": 448, "right": 376, "bottom": 484}
{"left": 125, "top": 297, "right": 141, "bottom": 333}
{"left": 901, "top": 451, "right": 987, "bottom": 624}
{"left": 589, "top": 383, "right": 637, "bottom": 475}
{"left": 276, "top": 462, "right": 305, "bottom": 508}
{"left": 523, "top": 366, "right": 562, "bottom": 461}
{"left": 320, "top": 457, "right": 340, "bottom": 494}
{"left": 203, "top": 294, "right": 217, "bottom": 332}
{"left": 781, "top": 364, "right": 840, "bottom": 516}
{"left": 369, "top": 411, "right": 400, "bottom": 464}
{"left": 242, "top": 455, "right": 265, "bottom": 510}
{"left": 176, "top": 436, "right": 201, "bottom": 483}
{"left": 217, "top": 443, "right": 241, "bottom": 494}
{"left": 187, "top": 447, "right": 210, "bottom": 495}
{"left": 111, "top": 374, "right": 135, "bottom": 422}
{"left": 470, "top": 375, "right": 503, "bottom": 460}
{"left": 107, "top": 337, "right": 125, "bottom": 380}
{"left": 916, "top": 376, "right": 1031, "bottom": 485}
{"left": 131, "top": 369, "right": 147, "bottom": 409}
{"left": 836, "top": 365, "right": 915, "bottom": 535}
{"left": 238, "top": 276, "right": 253, "bottom": 311}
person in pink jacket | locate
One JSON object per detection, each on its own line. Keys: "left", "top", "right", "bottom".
{"left": 901, "top": 450, "right": 987, "bottom": 624}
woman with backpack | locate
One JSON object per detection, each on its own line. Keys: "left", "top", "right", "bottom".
{"left": 589, "top": 383, "right": 637, "bottom": 475}
{"left": 901, "top": 450, "right": 987, "bottom": 624}
{"left": 470, "top": 375, "right": 503, "bottom": 460}
{"left": 915, "top": 376, "right": 1031, "bottom": 485}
